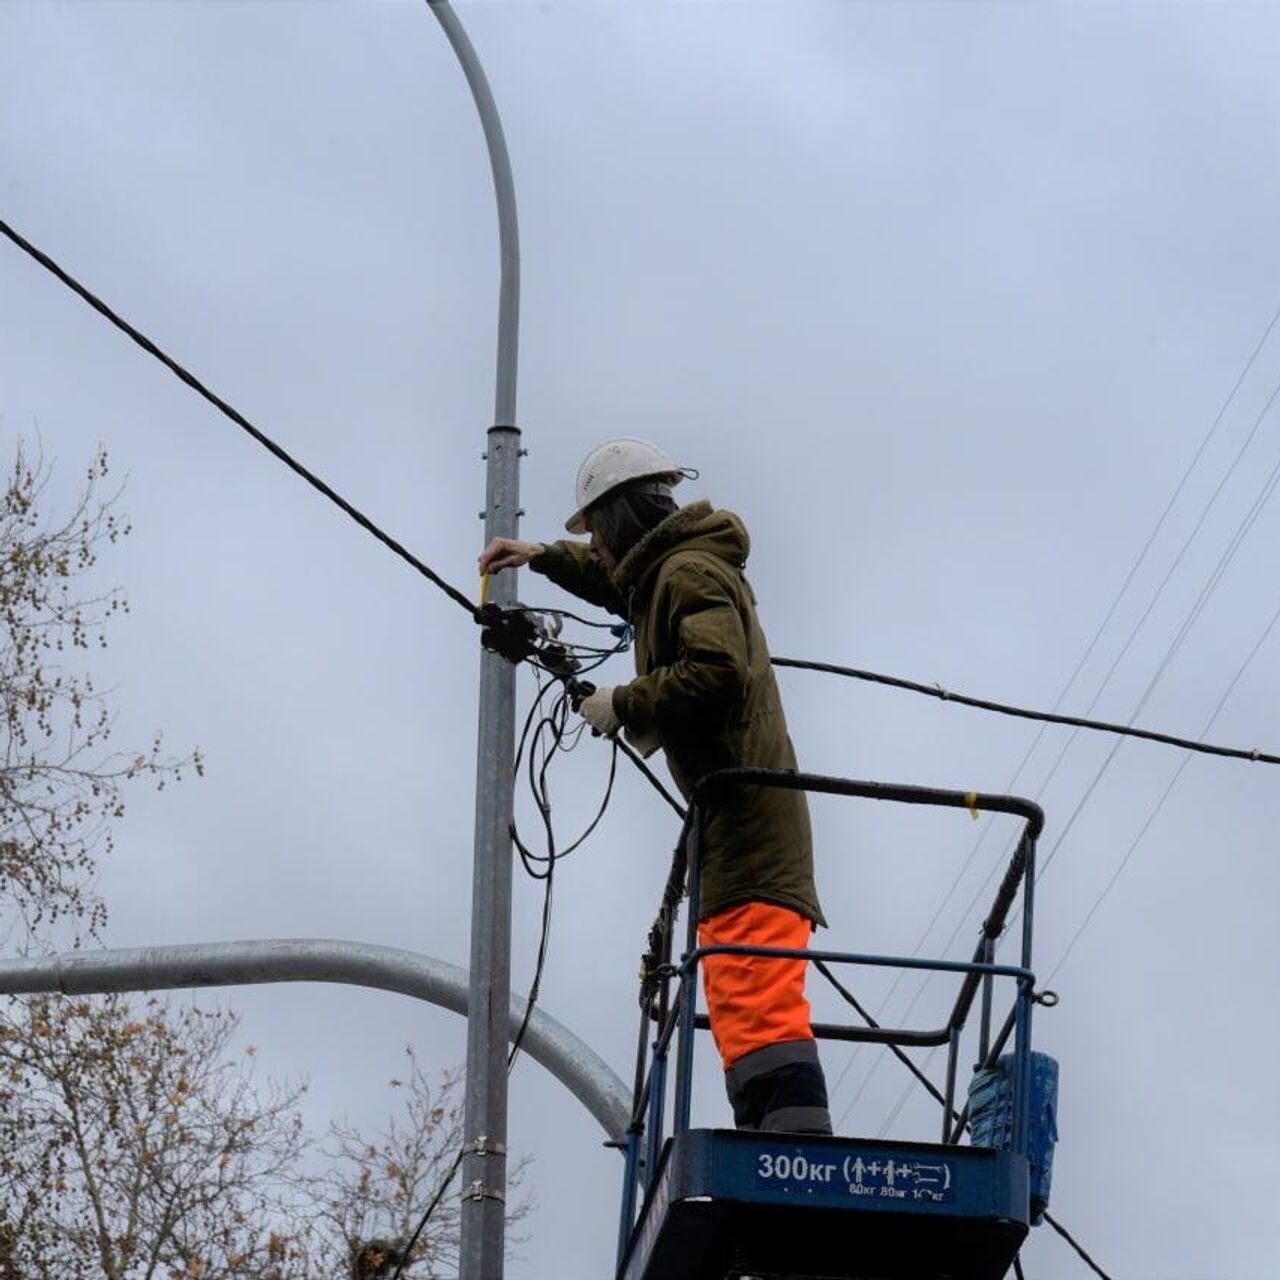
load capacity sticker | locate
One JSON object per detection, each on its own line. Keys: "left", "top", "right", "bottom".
{"left": 755, "top": 1150, "right": 954, "bottom": 1203}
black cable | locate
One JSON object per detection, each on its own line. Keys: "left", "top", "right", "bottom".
{"left": 394, "top": 684, "right": 566, "bottom": 1278}
{"left": 812, "top": 961, "right": 962, "bottom": 1127}
{"left": 510, "top": 679, "right": 622, "bottom": 1060}
{"left": 815, "top": 960, "right": 1114, "bottom": 1280}
{"left": 1045, "top": 592, "right": 1280, "bottom": 985}
{"left": 1042, "top": 1211, "right": 1112, "bottom": 1279}
{"left": 388, "top": 1146, "right": 465, "bottom": 1280}
{"left": 0, "top": 215, "right": 480, "bottom": 622}
{"left": 615, "top": 737, "right": 686, "bottom": 820}
{"left": 823, "top": 309, "right": 1280, "bottom": 1122}
{"left": 844, "top": 450, "right": 1280, "bottom": 1128}
{"left": 393, "top": 683, "right": 570, "bottom": 1277}
{"left": 522, "top": 641, "right": 1119, "bottom": 1279}
{"left": 514, "top": 741, "right": 619, "bottom": 871}
{"left": 508, "top": 862, "right": 554, "bottom": 1067}
{"left": 772, "top": 656, "right": 1280, "bottom": 767}
{"left": 394, "top": 677, "right": 570, "bottom": 1279}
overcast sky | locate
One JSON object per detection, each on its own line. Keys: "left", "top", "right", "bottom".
{"left": 4, "top": 2, "right": 1280, "bottom": 1277}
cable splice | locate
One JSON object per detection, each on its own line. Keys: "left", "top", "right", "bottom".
{"left": 0, "top": 216, "right": 480, "bottom": 621}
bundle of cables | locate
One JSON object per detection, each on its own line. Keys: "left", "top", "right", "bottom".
{"left": 391, "top": 611, "right": 629, "bottom": 1279}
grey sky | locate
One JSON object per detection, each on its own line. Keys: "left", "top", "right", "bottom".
{"left": 4, "top": 2, "right": 1280, "bottom": 1276}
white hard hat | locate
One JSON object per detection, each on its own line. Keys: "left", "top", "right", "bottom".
{"left": 565, "top": 437, "right": 688, "bottom": 533}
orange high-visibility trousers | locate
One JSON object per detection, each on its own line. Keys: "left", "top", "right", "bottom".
{"left": 697, "top": 900, "right": 815, "bottom": 1070}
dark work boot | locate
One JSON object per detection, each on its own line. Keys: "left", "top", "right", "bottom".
{"left": 725, "top": 1039, "right": 832, "bottom": 1134}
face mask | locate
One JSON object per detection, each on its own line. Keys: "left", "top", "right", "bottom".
{"left": 588, "top": 488, "right": 678, "bottom": 564}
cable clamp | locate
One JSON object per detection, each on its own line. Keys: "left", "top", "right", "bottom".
{"left": 462, "top": 1180, "right": 507, "bottom": 1204}
{"left": 1033, "top": 989, "right": 1060, "bottom": 1008}
{"left": 935, "top": 682, "right": 952, "bottom": 700}
{"left": 964, "top": 791, "right": 980, "bottom": 821}
{"left": 1252, "top": 748, "right": 1261, "bottom": 761}
{"left": 478, "top": 602, "right": 538, "bottom": 663}
{"left": 463, "top": 1135, "right": 507, "bottom": 1157}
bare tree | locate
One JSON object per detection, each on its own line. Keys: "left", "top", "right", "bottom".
{"left": 0, "top": 438, "right": 199, "bottom": 947}
{"left": 302, "top": 1048, "right": 530, "bottom": 1279}
{"left": 0, "top": 441, "right": 308, "bottom": 1278}
{"left": 0, "top": 443, "right": 532, "bottom": 1276}
{"left": 0, "top": 993, "right": 309, "bottom": 1279}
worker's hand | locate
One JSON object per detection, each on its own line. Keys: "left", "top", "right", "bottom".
{"left": 580, "top": 687, "right": 621, "bottom": 738}
{"left": 478, "top": 537, "right": 545, "bottom": 574}
{"left": 624, "top": 724, "right": 661, "bottom": 759}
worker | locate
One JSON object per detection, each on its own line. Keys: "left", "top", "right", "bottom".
{"left": 478, "top": 438, "right": 831, "bottom": 1135}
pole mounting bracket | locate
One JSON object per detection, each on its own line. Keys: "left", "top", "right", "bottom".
{"left": 462, "top": 1180, "right": 507, "bottom": 1204}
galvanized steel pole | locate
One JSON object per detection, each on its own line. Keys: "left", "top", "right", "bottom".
{"left": 426, "top": 4, "right": 521, "bottom": 1276}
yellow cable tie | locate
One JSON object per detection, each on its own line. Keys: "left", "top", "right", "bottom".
{"left": 964, "top": 791, "right": 980, "bottom": 821}
{"left": 479, "top": 572, "right": 490, "bottom": 607}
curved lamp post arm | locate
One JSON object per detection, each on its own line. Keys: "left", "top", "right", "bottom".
{"left": 0, "top": 938, "right": 630, "bottom": 1142}
{"left": 427, "top": 0, "right": 520, "bottom": 426}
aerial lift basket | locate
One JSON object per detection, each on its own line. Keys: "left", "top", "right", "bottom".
{"left": 614, "top": 771, "right": 1052, "bottom": 1280}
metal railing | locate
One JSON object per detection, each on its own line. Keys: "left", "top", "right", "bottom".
{"left": 615, "top": 769, "right": 1045, "bottom": 1270}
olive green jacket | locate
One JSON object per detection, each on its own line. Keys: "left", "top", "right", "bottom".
{"left": 531, "top": 501, "right": 824, "bottom": 926}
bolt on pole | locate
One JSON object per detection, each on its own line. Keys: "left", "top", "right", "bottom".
{"left": 425, "top": 4, "right": 522, "bottom": 1277}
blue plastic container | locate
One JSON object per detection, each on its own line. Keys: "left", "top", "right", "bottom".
{"left": 967, "top": 1052, "right": 1059, "bottom": 1224}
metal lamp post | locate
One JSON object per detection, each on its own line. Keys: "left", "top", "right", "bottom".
{"left": 426, "top": 3, "right": 522, "bottom": 1276}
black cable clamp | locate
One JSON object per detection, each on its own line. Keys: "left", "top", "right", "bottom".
{"left": 478, "top": 603, "right": 587, "bottom": 682}
{"left": 478, "top": 602, "right": 539, "bottom": 664}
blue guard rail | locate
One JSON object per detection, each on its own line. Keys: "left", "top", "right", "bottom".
{"left": 614, "top": 769, "right": 1056, "bottom": 1280}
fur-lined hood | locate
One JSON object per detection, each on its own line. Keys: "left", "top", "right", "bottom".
{"left": 611, "top": 500, "right": 750, "bottom": 599}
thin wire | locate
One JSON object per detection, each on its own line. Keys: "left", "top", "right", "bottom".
{"left": 0, "top": 215, "right": 480, "bottom": 621}
{"left": 817, "top": 301, "right": 1280, "bottom": 1121}
{"left": 1046, "top": 592, "right": 1280, "bottom": 985}
{"left": 866, "top": 486, "right": 1280, "bottom": 1132}
{"left": 837, "top": 370, "right": 1280, "bottom": 1130}
{"left": 866, "top": 449, "right": 1280, "bottom": 1135}
{"left": 815, "top": 969, "right": 1114, "bottom": 1279}
{"left": 1031, "top": 421, "right": 1280, "bottom": 890}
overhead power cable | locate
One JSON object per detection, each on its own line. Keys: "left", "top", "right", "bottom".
{"left": 818, "top": 299, "right": 1280, "bottom": 1121}
{"left": 864, "top": 428, "right": 1280, "bottom": 1136}
{"left": 772, "top": 657, "right": 1280, "bottom": 767}
{"left": 0, "top": 216, "right": 480, "bottom": 621}
{"left": 1046, "top": 590, "right": 1280, "bottom": 985}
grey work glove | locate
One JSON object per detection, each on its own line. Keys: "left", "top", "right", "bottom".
{"left": 580, "top": 687, "right": 621, "bottom": 738}
{"left": 624, "top": 724, "right": 661, "bottom": 759}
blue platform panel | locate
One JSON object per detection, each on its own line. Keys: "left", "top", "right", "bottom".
{"left": 619, "top": 1130, "right": 1029, "bottom": 1280}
